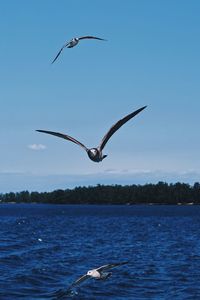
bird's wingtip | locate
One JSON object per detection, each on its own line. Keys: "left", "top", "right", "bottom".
{"left": 139, "top": 105, "right": 147, "bottom": 111}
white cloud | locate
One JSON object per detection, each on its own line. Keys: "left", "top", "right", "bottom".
{"left": 28, "top": 144, "right": 46, "bottom": 151}
{"left": 104, "top": 168, "right": 152, "bottom": 174}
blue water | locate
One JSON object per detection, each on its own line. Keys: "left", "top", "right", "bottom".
{"left": 1, "top": 204, "right": 200, "bottom": 299}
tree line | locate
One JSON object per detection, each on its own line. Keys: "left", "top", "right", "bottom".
{"left": 1, "top": 182, "right": 200, "bottom": 204}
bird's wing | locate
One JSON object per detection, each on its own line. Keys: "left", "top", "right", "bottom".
{"left": 78, "top": 36, "right": 106, "bottom": 41}
{"left": 98, "top": 106, "right": 147, "bottom": 151}
{"left": 96, "top": 261, "right": 129, "bottom": 272}
{"left": 51, "top": 41, "right": 70, "bottom": 64}
{"left": 70, "top": 274, "right": 91, "bottom": 288}
{"left": 36, "top": 130, "right": 88, "bottom": 151}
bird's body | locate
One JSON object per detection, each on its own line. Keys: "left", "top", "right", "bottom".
{"left": 67, "top": 38, "right": 79, "bottom": 48}
{"left": 52, "top": 35, "right": 106, "bottom": 63}
{"left": 87, "top": 148, "right": 107, "bottom": 162}
{"left": 36, "top": 106, "right": 147, "bottom": 163}
{"left": 87, "top": 269, "right": 101, "bottom": 279}
{"left": 86, "top": 269, "right": 112, "bottom": 280}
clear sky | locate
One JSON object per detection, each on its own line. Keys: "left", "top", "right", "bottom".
{"left": 1, "top": 0, "right": 200, "bottom": 192}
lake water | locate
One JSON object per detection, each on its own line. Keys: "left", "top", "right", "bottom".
{"left": 0, "top": 204, "right": 200, "bottom": 299}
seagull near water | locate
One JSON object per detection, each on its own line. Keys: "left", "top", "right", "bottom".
{"left": 51, "top": 35, "right": 106, "bottom": 64}
{"left": 36, "top": 106, "right": 147, "bottom": 163}
{"left": 69, "top": 261, "right": 128, "bottom": 289}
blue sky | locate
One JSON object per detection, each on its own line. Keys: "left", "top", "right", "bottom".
{"left": 1, "top": 0, "right": 200, "bottom": 192}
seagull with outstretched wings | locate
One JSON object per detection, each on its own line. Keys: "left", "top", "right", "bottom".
{"left": 54, "top": 261, "right": 128, "bottom": 299}
{"left": 51, "top": 35, "right": 106, "bottom": 64}
{"left": 70, "top": 261, "right": 128, "bottom": 289}
{"left": 36, "top": 106, "right": 147, "bottom": 162}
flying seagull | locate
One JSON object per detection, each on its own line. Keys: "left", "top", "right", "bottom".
{"left": 51, "top": 35, "right": 106, "bottom": 64}
{"left": 36, "top": 106, "right": 147, "bottom": 163}
{"left": 69, "top": 261, "right": 128, "bottom": 289}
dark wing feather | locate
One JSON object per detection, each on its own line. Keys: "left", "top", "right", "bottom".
{"left": 70, "top": 274, "right": 91, "bottom": 288}
{"left": 78, "top": 36, "right": 106, "bottom": 41}
{"left": 36, "top": 130, "right": 88, "bottom": 151}
{"left": 96, "top": 261, "right": 128, "bottom": 272}
{"left": 51, "top": 41, "right": 70, "bottom": 64}
{"left": 99, "top": 106, "right": 147, "bottom": 151}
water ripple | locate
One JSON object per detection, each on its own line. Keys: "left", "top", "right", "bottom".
{"left": 1, "top": 204, "right": 200, "bottom": 299}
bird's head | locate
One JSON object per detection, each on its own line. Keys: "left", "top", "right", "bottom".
{"left": 89, "top": 148, "right": 98, "bottom": 157}
{"left": 87, "top": 270, "right": 94, "bottom": 276}
{"left": 102, "top": 154, "right": 107, "bottom": 160}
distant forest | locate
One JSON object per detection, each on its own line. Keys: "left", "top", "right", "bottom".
{"left": 1, "top": 182, "right": 200, "bottom": 204}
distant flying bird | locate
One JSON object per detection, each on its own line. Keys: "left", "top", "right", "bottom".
{"left": 69, "top": 261, "right": 128, "bottom": 289}
{"left": 36, "top": 106, "right": 147, "bottom": 163}
{"left": 51, "top": 35, "right": 106, "bottom": 64}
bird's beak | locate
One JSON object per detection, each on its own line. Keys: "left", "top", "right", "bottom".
{"left": 102, "top": 155, "right": 107, "bottom": 160}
